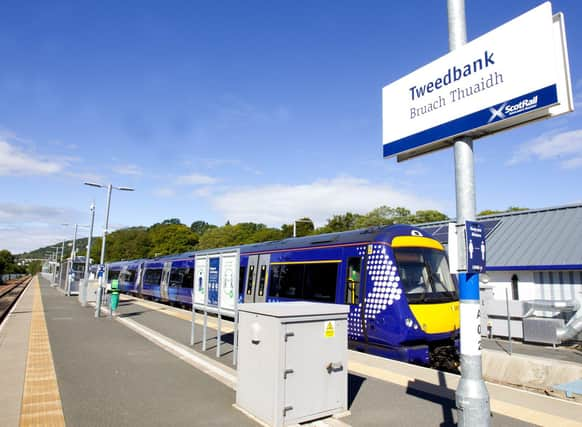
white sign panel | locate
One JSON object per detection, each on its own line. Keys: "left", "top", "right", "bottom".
{"left": 382, "top": 2, "right": 572, "bottom": 160}
{"left": 219, "top": 254, "right": 237, "bottom": 311}
{"left": 194, "top": 258, "right": 207, "bottom": 305}
{"left": 193, "top": 250, "right": 239, "bottom": 315}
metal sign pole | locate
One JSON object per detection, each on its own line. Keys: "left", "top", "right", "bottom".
{"left": 448, "top": 1, "right": 491, "bottom": 425}
{"left": 216, "top": 255, "right": 223, "bottom": 358}
{"left": 190, "top": 288, "right": 196, "bottom": 346}
{"left": 233, "top": 250, "right": 239, "bottom": 366}
{"left": 202, "top": 257, "right": 209, "bottom": 352}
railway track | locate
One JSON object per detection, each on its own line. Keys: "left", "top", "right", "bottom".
{"left": 0, "top": 275, "right": 32, "bottom": 325}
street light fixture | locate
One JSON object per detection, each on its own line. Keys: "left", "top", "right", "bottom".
{"left": 84, "top": 182, "right": 134, "bottom": 317}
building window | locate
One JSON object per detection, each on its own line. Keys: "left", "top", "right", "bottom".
{"left": 511, "top": 274, "right": 519, "bottom": 300}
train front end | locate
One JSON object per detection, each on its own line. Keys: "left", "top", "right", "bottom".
{"left": 357, "top": 226, "right": 459, "bottom": 369}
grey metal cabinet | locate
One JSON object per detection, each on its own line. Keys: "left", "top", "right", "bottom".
{"left": 236, "top": 302, "right": 349, "bottom": 427}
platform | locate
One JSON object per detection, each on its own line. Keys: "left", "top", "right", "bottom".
{"left": 0, "top": 275, "right": 581, "bottom": 426}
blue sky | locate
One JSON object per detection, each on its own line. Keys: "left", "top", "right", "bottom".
{"left": 1, "top": 0, "right": 581, "bottom": 253}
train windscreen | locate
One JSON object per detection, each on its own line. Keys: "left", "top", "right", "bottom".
{"left": 393, "top": 248, "right": 457, "bottom": 303}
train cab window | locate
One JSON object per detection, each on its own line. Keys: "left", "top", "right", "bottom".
{"left": 345, "top": 257, "right": 361, "bottom": 305}
{"left": 394, "top": 248, "right": 456, "bottom": 304}
{"left": 258, "top": 265, "right": 267, "bottom": 296}
{"left": 239, "top": 267, "right": 246, "bottom": 297}
{"left": 246, "top": 265, "right": 255, "bottom": 295}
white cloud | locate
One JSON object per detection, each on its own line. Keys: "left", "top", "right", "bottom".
{"left": 113, "top": 164, "right": 142, "bottom": 176}
{"left": 210, "top": 176, "right": 443, "bottom": 227}
{"left": 152, "top": 187, "right": 176, "bottom": 198}
{"left": 0, "top": 203, "right": 86, "bottom": 253}
{"left": 0, "top": 140, "right": 65, "bottom": 176}
{"left": 508, "top": 129, "right": 582, "bottom": 169}
{"left": 176, "top": 173, "right": 218, "bottom": 185}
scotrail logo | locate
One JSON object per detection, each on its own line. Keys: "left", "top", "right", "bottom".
{"left": 488, "top": 95, "right": 539, "bottom": 123}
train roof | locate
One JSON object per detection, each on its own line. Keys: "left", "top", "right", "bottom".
{"left": 195, "top": 223, "right": 433, "bottom": 255}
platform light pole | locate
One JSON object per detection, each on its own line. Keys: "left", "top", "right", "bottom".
{"left": 80, "top": 202, "right": 96, "bottom": 307}
{"left": 84, "top": 182, "right": 134, "bottom": 318}
{"left": 447, "top": 0, "right": 490, "bottom": 425}
{"left": 293, "top": 218, "right": 313, "bottom": 238}
{"left": 66, "top": 224, "right": 79, "bottom": 296}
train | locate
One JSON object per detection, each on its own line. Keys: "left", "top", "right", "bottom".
{"left": 103, "top": 224, "right": 460, "bottom": 369}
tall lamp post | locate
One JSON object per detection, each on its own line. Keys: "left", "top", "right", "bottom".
{"left": 293, "top": 218, "right": 313, "bottom": 238}
{"left": 80, "top": 203, "right": 96, "bottom": 307}
{"left": 84, "top": 182, "right": 134, "bottom": 318}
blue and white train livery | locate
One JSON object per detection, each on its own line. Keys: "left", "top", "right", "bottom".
{"left": 106, "top": 224, "right": 460, "bottom": 368}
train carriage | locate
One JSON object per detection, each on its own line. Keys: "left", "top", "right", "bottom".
{"left": 107, "top": 224, "right": 459, "bottom": 368}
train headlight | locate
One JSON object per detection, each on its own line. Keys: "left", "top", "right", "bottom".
{"left": 405, "top": 318, "right": 413, "bottom": 328}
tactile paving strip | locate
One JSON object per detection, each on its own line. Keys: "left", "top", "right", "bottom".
{"left": 19, "top": 277, "right": 65, "bottom": 427}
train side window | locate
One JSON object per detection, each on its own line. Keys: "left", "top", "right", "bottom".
{"left": 258, "top": 265, "right": 267, "bottom": 296}
{"left": 239, "top": 267, "right": 246, "bottom": 298}
{"left": 303, "top": 263, "right": 337, "bottom": 303}
{"left": 246, "top": 265, "right": 255, "bottom": 295}
{"left": 268, "top": 264, "right": 303, "bottom": 299}
{"left": 144, "top": 269, "right": 162, "bottom": 284}
{"left": 182, "top": 268, "right": 194, "bottom": 288}
{"left": 345, "top": 257, "right": 361, "bottom": 305}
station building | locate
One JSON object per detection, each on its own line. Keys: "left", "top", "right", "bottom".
{"left": 420, "top": 203, "right": 582, "bottom": 303}
{"left": 419, "top": 203, "right": 582, "bottom": 342}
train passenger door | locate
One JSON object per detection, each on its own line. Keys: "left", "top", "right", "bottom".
{"left": 345, "top": 254, "right": 367, "bottom": 343}
{"left": 243, "top": 254, "right": 270, "bottom": 303}
{"left": 160, "top": 261, "right": 171, "bottom": 302}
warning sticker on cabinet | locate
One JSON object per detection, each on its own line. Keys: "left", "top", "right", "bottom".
{"left": 324, "top": 321, "right": 336, "bottom": 338}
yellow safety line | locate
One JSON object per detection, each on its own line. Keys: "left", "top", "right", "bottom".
{"left": 20, "top": 277, "right": 65, "bottom": 427}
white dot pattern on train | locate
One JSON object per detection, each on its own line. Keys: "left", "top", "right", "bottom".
{"left": 348, "top": 244, "right": 402, "bottom": 340}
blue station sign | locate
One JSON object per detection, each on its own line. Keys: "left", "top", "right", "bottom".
{"left": 465, "top": 221, "right": 486, "bottom": 273}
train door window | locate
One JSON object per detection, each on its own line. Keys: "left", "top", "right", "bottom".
{"left": 511, "top": 274, "right": 519, "bottom": 300}
{"left": 246, "top": 265, "right": 255, "bottom": 295}
{"left": 258, "top": 265, "right": 267, "bottom": 296}
{"left": 345, "top": 257, "right": 361, "bottom": 305}
{"left": 239, "top": 267, "right": 246, "bottom": 297}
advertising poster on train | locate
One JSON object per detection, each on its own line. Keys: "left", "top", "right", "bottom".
{"left": 219, "top": 254, "right": 237, "bottom": 311}
{"left": 208, "top": 257, "right": 220, "bottom": 306}
{"left": 193, "top": 258, "right": 207, "bottom": 305}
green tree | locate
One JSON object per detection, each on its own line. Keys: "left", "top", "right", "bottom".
{"left": 196, "top": 222, "right": 283, "bottom": 250}
{"left": 409, "top": 210, "right": 449, "bottom": 224}
{"left": 317, "top": 212, "right": 362, "bottom": 233}
{"left": 147, "top": 223, "right": 199, "bottom": 257}
{"left": 354, "top": 206, "right": 412, "bottom": 228}
{"left": 478, "top": 206, "right": 528, "bottom": 216}
{"left": 0, "top": 250, "right": 15, "bottom": 276}
{"left": 27, "top": 260, "right": 43, "bottom": 275}
{"left": 190, "top": 220, "right": 217, "bottom": 235}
